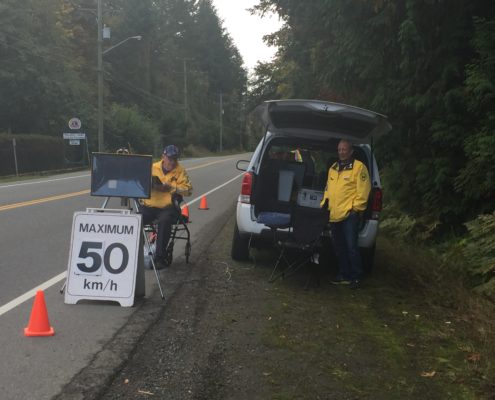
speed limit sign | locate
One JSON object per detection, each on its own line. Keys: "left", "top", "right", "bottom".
{"left": 65, "top": 210, "right": 142, "bottom": 307}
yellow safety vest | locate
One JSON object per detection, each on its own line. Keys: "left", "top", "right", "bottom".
{"left": 142, "top": 161, "right": 192, "bottom": 209}
{"left": 321, "top": 159, "right": 371, "bottom": 222}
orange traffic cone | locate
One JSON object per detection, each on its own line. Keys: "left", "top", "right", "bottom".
{"left": 199, "top": 196, "right": 209, "bottom": 210}
{"left": 24, "top": 290, "right": 55, "bottom": 337}
{"left": 181, "top": 204, "right": 190, "bottom": 222}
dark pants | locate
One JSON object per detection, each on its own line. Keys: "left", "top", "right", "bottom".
{"left": 330, "top": 212, "right": 362, "bottom": 281}
{"left": 140, "top": 205, "right": 179, "bottom": 259}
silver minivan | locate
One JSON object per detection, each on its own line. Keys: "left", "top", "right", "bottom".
{"left": 231, "top": 99, "right": 391, "bottom": 272}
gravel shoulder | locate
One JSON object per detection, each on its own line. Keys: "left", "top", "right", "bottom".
{"left": 56, "top": 204, "right": 494, "bottom": 400}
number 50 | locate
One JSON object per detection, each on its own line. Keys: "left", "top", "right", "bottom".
{"left": 77, "top": 241, "right": 128, "bottom": 274}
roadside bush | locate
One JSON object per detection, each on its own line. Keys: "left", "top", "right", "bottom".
{"left": 381, "top": 203, "right": 495, "bottom": 301}
{"left": 380, "top": 202, "right": 440, "bottom": 242}
{"left": 104, "top": 104, "right": 159, "bottom": 155}
{"left": 461, "top": 212, "right": 495, "bottom": 300}
{"left": 182, "top": 144, "right": 214, "bottom": 158}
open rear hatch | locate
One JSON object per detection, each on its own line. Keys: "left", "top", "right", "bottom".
{"left": 251, "top": 100, "right": 391, "bottom": 218}
{"left": 258, "top": 99, "right": 391, "bottom": 142}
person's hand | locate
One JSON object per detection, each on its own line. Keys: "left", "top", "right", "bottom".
{"left": 350, "top": 210, "right": 364, "bottom": 219}
{"left": 156, "top": 182, "right": 172, "bottom": 192}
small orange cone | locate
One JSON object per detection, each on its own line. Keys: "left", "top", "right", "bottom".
{"left": 181, "top": 204, "right": 190, "bottom": 222}
{"left": 199, "top": 196, "right": 209, "bottom": 210}
{"left": 24, "top": 290, "right": 55, "bottom": 337}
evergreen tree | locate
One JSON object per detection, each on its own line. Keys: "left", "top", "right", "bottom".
{"left": 0, "top": 0, "right": 92, "bottom": 135}
{"left": 250, "top": 0, "right": 495, "bottom": 226}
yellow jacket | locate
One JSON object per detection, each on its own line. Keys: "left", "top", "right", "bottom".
{"left": 321, "top": 159, "right": 371, "bottom": 222}
{"left": 142, "top": 161, "right": 192, "bottom": 209}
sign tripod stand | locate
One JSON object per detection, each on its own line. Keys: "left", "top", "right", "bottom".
{"left": 131, "top": 197, "right": 165, "bottom": 300}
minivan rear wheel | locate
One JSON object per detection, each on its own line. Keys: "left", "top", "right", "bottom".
{"left": 231, "top": 221, "right": 250, "bottom": 261}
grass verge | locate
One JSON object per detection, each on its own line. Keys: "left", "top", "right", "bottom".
{"left": 216, "top": 216, "right": 495, "bottom": 399}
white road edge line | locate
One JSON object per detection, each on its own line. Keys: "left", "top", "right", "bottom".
{"left": 0, "top": 156, "right": 228, "bottom": 189}
{"left": 184, "top": 172, "right": 244, "bottom": 207}
{"left": 0, "top": 174, "right": 90, "bottom": 189}
{"left": 0, "top": 172, "right": 245, "bottom": 317}
{"left": 0, "top": 272, "right": 67, "bottom": 317}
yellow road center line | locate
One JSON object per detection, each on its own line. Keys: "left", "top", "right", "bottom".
{"left": 186, "top": 157, "right": 236, "bottom": 171}
{"left": 0, "top": 157, "right": 237, "bottom": 212}
{"left": 0, "top": 170, "right": 244, "bottom": 318}
{"left": 0, "top": 190, "right": 91, "bottom": 212}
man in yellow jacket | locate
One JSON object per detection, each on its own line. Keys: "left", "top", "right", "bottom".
{"left": 141, "top": 145, "right": 192, "bottom": 268}
{"left": 321, "top": 139, "right": 371, "bottom": 288}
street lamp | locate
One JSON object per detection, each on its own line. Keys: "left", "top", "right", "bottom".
{"left": 96, "top": 0, "right": 141, "bottom": 151}
{"left": 102, "top": 36, "right": 142, "bottom": 55}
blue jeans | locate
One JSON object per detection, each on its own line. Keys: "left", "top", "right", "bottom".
{"left": 330, "top": 212, "right": 362, "bottom": 281}
{"left": 140, "top": 205, "right": 179, "bottom": 259}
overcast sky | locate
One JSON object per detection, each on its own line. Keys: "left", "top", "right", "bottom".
{"left": 211, "top": 0, "right": 282, "bottom": 73}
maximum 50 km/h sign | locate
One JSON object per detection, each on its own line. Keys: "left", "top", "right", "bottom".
{"left": 65, "top": 210, "right": 142, "bottom": 307}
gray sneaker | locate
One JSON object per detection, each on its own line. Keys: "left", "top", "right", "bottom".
{"left": 350, "top": 280, "right": 361, "bottom": 289}
{"left": 153, "top": 257, "right": 168, "bottom": 270}
{"left": 331, "top": 276, "right": 351, "bottom": 285}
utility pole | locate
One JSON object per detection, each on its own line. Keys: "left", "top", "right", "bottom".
{"left": 239, "top": 100, "right": 245, "bottom": 151}
{"left": 96, "top": 0, "right": 140, "bottom": 152}
{"left": 219, "top": 92, "right": 223, "bottom": 153}
{"left": 183, "top": 58, "right": 188, "bottom": 138}
{"left": 97, "top": 0, "right": 104, "bottom": 152}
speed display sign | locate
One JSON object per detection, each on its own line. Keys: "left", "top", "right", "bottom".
{"left": 65, "top": 210, "right": 142, "bottom": 307}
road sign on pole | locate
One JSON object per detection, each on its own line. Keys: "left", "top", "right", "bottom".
{"left": 63, "top": 132, "right": 86, "bottom": 140}
{"left": 68, "top": 117, "right": 82, "bottom": 130}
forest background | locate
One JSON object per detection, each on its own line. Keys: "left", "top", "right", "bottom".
{"left": 0, "top": 0, "right": 494, "bottom": 296}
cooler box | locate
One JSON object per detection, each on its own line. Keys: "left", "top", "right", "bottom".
{"left": 297, "top": 188, "right": 323, "bottom": 208}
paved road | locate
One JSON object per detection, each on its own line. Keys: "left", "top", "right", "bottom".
{"left": 0, "top": 154, "right": 249, "bottom": 400}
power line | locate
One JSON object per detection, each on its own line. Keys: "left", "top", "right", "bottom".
{"left": 104, "top": 71, "right": 184, "bottom": 109}
{"left": 1, "top": 33, "right": 187, "bottom": 111}
{"left": 0, "top": 33, "right": 76, "bottom": 66}
{"left": 105, "top": 69, "right": 184, "bottom": 108}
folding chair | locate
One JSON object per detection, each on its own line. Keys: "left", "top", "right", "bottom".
{"left": 256, "top": 211, "right": 292, "bottom": 276}
{"left": 142, "top": 194, "right": 191, "bottom": 268}
{"left": 267, "top": 206, "right": 329, "bottom": 288}
{"left": 163, "top": 202, "right": 191, "bottom": 265}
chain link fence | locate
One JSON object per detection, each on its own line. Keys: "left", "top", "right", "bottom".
{"left": 0, "top": 135, "right": 85, "bottom": 177}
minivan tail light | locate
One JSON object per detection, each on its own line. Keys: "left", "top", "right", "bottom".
{"left": 371, "top": 188, "right": 382, "bottom": 219}
{"left": 239, "top": 172, "right": 253, "bottom": 204}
